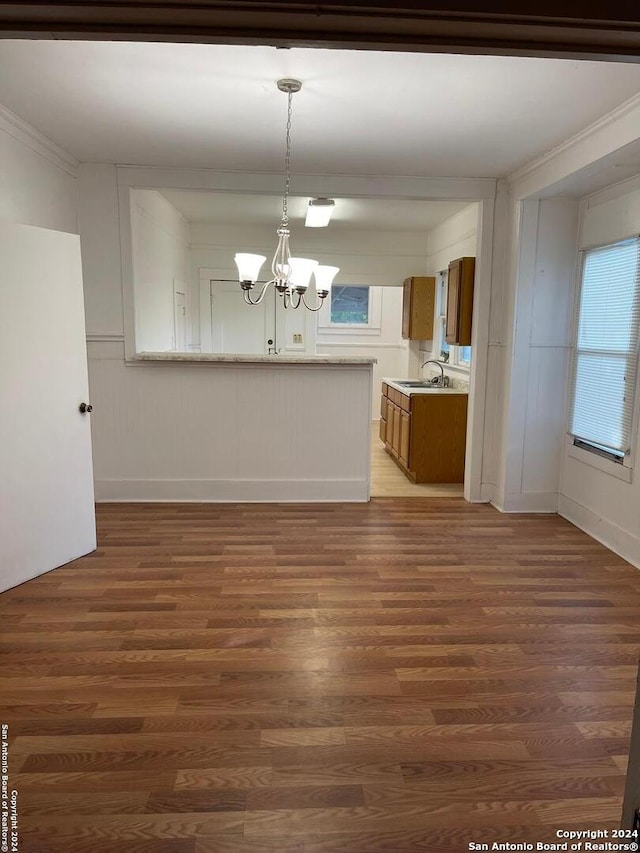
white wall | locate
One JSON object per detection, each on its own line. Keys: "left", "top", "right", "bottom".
{"left": 190, "top": 220, "right": 430, "bottom": 417}
{"left": 497, "top": 197, "right": 579, "bottom": 511}
{"left": 425, "top": 203, "right": 478, "bottom": 277}
{"left": 415, "top": 203, "right": 478, "bottom": 382}
{"left": 318, "top": 285, "right": 407, "bottom": 418}
{"left": 78, "top": 164, "right": 124, "bottom": 337}
{"left": 77, "top": 165, "right": 378, "bottom": 501}
{"left": 559, "top": 175, "right": 640, "bottom": 565}
{"left": 130, "top": 189, "right": 189, "bottom": 352}
{"left": 0, "top": 106, "right": 77, "bottom": 232}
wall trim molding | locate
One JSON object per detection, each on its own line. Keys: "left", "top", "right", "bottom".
{"left": 95, "top": 478, "right": 369, "bottom": 503}
{"left": 558, "top": 494, "right": 640, "bottom": 571}
{"left": 508, "top": 91, "right": 640, "bottom": 188}
{"left": 0, "top": 104, "right": 79, "bottom": 176}
{"left": 86, "top": 333, "right": 125, "bottom": 342}
{"left": 500, "top": 491, "right": 559, "bottom": 513}
{"left": 318, "top": 342, "right": 407, "bottom": 349}
{"left": 117, "top": 165, "right": 496, "bottom": 201}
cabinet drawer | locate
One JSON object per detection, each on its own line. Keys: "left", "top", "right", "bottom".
{"left": 399, "top": 393, "right": 411, "bottom": 413}
{"left": 380, "top": 394, "right": 387, "bottom": 418}
{"left": 388, "top": 388, "right": 401, "bottom": 406}
{"left": 381, "top": 383, "right": 389, "bottom": 398}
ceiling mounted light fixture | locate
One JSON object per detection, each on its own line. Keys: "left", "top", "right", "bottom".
{"left": 305, "top": 198, "right": 335, "bottom": 228}
{"left": 234, "top": 79, "right": 339, "bottom": 311}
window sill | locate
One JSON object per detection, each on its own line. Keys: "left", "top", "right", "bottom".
{"left": 437, "top": 361, "right": 471, "bottom": 376}
{"left": 317, "top": 324, "right": 382, "bottom": 336}
{"left": 566, "top": 439, "right": 633, "bottom": 483}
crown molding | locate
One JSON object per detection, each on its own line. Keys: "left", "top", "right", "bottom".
{"left": 507, "top": 91, "right": 640, "bottom": 190}
{"left": 0, "top": 104, "right": 79, "bottom": 176}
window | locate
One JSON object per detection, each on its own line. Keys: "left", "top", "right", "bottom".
{"left": 569, "top": 237, "right": 640, "bottom": 463}
{"left": 434, "top": 271, "right": 471, "bottom": 369}
{"left": 330, "top": 285, "right": 370, "bottom": 325}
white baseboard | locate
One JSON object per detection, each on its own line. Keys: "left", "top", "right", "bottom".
{"left": 558, "top": 494, "right": 640, "bottom": 570}
{"left": 479, "top": 482, "right": 495, "bottom": 503}
{"left": 95, "top": 478, "right": 369, "bottom": 503}
{"left": 499, "top": 492, "right": 559, "bottom": 513}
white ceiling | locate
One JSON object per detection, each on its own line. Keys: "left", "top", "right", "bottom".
{"left": 159, "top": 190, "right": 468, "bottom": 231}
{"left": 1, "top": 42, "right": 640, "bottom": 178}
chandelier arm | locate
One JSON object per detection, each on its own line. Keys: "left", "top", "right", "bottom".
{"left": 243, "top": 280, "right": 273, "bottom": 305}
{"left": 301, "top": 292, "right": 326, "bottom": 312}
{"left": 289, "top": 291, "right": 303, "bottom": 309}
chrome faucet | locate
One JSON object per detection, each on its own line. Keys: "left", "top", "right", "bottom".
{"left": 420, "top": 360, "right": 450, "bottom": 387}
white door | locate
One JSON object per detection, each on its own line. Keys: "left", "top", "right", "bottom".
{"left": 210, "top": 280, "right": 277, "bottom": 354}
{"left": 0, "top": 222, "right": 96, "bottom": 593}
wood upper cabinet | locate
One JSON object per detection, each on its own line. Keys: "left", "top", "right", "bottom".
{"left": 402, "top": 276, "right": 435, "bottom": 340}
{"left": 445, "top": 257, "right": 475, "bottom": 346}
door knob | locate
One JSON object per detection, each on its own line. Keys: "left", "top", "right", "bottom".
{"left": 79, "top": 402, "right": 93, "bottom": 414}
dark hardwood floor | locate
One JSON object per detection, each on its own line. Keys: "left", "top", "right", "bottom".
{"left": 1, "top": 499, "right": 640, "bottom": 852}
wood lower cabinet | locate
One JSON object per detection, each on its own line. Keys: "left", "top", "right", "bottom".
{"left": 399, "top": 409, "right": 411, "bottom": 467}
{"left": 380, "top": 383, "right": 468, "bottom": 483}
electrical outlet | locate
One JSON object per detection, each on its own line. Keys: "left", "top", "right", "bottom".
{"left": 293, "top": 333, "right": 303, "bottom": 344}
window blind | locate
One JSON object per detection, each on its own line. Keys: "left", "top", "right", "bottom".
{"left": 569, "top": 237, "right": 640, "bottom": 457}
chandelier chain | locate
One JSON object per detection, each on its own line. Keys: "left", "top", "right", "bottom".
{"left": 234, "top": 78, "right": 337, "bottom": 312}
{"left": 281, "top": 90, "right": 294, "bottom": 228}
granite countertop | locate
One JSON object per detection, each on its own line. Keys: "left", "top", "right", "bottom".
{"left": 383, "top": 377, "right": 469, "bottom": 395}
{"left": 135, "top": 352, "right": 377, "bottom": 365}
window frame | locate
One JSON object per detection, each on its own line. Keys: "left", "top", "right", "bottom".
{"left": 317, "top": 284, "right": 382, "bottom": 336}
{"left": 328, "top": 284, "right": 371, "bottom": 327}
{"left": 566, "top": 235, "right": 640, "bottom": 480}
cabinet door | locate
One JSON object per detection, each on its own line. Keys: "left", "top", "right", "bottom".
{"left": 399, "top": 410, "right": 411, "bottom": 467}
{"left": 391, "top": 404, "right": 401, "bottom": 457}
{"left": 445, "top": 259, "right": 461, "bottom": 344}
{"left": 457, "top": 258, "right": 475, "bottom": 346}
{"left": 379, "top": 417, "right": 387, "bottom": 443}
{"left": 446, "top": 257, "right": 475, "bottom": 346}
{"left": 402, "top": 279, "right": 412, "bottom": 339}
{"left": 402, "top": 276, "right": 435, "bottom": 340}
{"left": 384, "top": 399, "right": 394, "bottom": 448}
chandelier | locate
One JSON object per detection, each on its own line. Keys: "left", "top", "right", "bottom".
{"left": 234, "top": 79, "right": 339, "bottom": 311}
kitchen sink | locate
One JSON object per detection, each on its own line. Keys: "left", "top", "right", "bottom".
{"left": 396, "top": 380, "right": 444, "bottom": 388}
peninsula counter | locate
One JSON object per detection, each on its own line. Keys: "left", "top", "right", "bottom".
{"left": 90, "top": 353, "right": 375, "bottom": 502}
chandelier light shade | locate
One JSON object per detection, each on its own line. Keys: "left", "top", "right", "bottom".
{"left": 305, "top": 198, "right": 335, "bottom": 228}
{"left": 288, "top": 257, "right": 318, "bottom": 292}
{"left": 313, "top": 265, "right": 340, "bottom": 296}
{"left": 235, "top": 79, "right": 339, "bottom": 312}
{"left": 234, "top": 253, "right": 267, "bottom": 284}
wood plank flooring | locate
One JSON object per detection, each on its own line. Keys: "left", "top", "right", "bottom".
{"left": 2, "top": 499, "right": 640, "bottom": 852}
